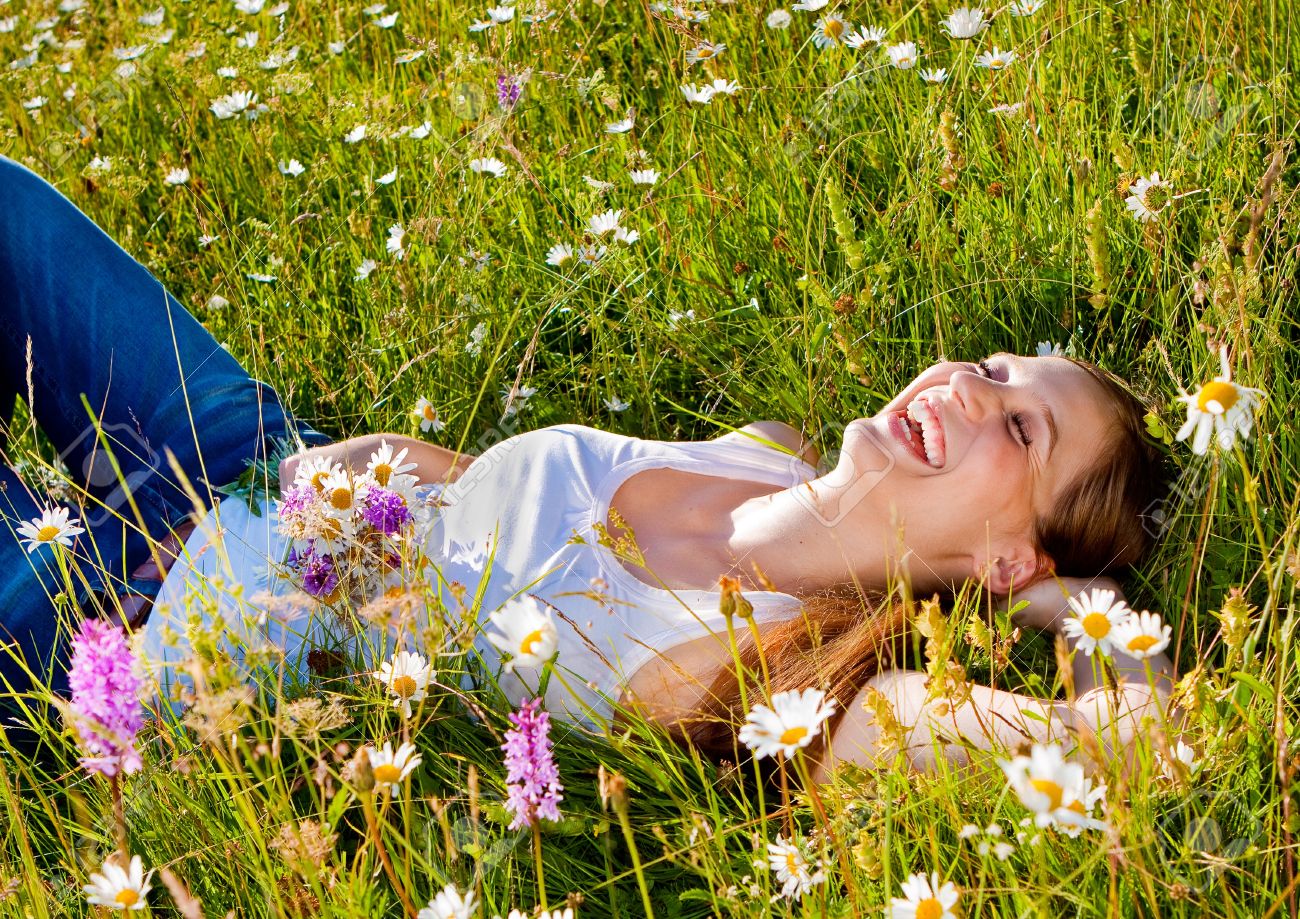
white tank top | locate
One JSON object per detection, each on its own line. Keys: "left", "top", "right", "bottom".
{"left": 140, "top": 424, "right": 820, "bottom": 729}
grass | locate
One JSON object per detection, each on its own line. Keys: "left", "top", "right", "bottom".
{"left": 1, "top": 0, "right": 1298, "bottom": 915}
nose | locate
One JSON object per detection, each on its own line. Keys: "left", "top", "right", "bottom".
{"left": 947, "top": 370, "right": 1001, "bottom": 422}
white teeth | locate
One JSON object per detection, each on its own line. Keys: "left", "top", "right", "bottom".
{"left": 906, "top": 397, "right": 943, "bottom": 467}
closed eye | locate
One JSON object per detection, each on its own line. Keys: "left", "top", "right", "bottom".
{"left": 978, "top": 359, "right": 1033, "bottom": 447}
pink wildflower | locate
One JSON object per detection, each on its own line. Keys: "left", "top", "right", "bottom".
{"left": 501, "top": 697, "right": 563, "bottom": 829}
{"left": 66, "top": 619, "right": 144, "bottom": 777}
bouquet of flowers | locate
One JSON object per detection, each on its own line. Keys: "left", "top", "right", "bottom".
{"left": 275, "top": 441, "right": 435, "bottom": 607}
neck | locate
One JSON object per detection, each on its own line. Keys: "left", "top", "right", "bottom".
{"left": 722, "top": 482, "right": 922, "bottom": 597}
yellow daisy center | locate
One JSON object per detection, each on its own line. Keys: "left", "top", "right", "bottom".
{"left": 825, "top": 18, "right": 845, "bottom": 40}
{"left": 520, "top": 629, "right": 545, "bottom": 656}
{"left": 779, "top": 726, "right": 809, "bottom": 746}
{"left": 374, "top": 763, "right": 403, "bottom": 784}
{"left": 916, "top": 898, "right": 944, "bottom": 919}
{"left": 1081, "top": 612, "right": 1112, "bottom": 639}
{"left": 373, "top": 463, "right": 392, "bottom": 486}
{"left": 329, "top": 487, "right": 353, "bottom": 510}
{"left": 115, "top": 889, "right": 140, "bottom": 907}
{"left": 1066, "top": 799, "right": 1087, "bottom": 816}
{"left": 697, "top": 46, "right": 714, "bottom": 58}
{"left": 1127, "top": 634, "right": 1159, "bottom": 653}
{"left": 1030, "top": 777, "right": 1064, "bottom": 810}
{"left": 37, "top": 524, "right": 61, "bottom": 542}
{"left": 422, "top": 404, "right": 438, "bottom": 421}
{"left": 785, "top": 852, "right": 800, "bottom": 874}
{"left": 1196, "top": 380, "right": 1239, "bottom": 413}
{"left": 310, "top": 470, "right": 330, "bottom": 491}
{"left": 391, "top": 674, "right": 418, "bottom": 698}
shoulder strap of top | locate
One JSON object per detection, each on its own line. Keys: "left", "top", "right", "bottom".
{"left": 671, "top": 435, "right": 821, "bottom": 483}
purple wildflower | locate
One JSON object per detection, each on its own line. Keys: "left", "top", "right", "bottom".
{"left": 497, "top": 71, "right": 522, "bottom": 111}
{"left": 360, "top": 486, "right": 412, "bottom": 537}
{"left": 277, "top": 484, "right": 317, "bottom": 516}
{"left": 501, "top": 697, "right": 563, "bottom": 829}
{"left": 66, "top": 619, "right": 144, "bottom": 778}
{"left": 299, "top": 549, "right": 339, "bottom": 599}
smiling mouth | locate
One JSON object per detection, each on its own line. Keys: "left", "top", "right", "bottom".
{"left": 890, "top": 394, "right": 947, "bottom": 468}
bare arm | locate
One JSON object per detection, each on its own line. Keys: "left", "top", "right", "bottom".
{"left": 278, "top": 433, "right": 476, "bottom": 491}
{"left": 811, "top": 577, "right": 1176, "bottom": 782}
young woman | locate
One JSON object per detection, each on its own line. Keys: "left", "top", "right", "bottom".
{"left": 0, "top": 155, "right": 1171, "bottom": 778}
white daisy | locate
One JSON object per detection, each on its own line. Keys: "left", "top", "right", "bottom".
{"left": 366, "top": 441, "right": 417, "bottom": 488}
{"left": 235, "top": 30, "right": 259, "bottom": 48}
{"left": 708, "top": 77, "right": 741, "bottom": 96}
{"left": 844, "top": 24, "right": 887, "bottom": 48}
{"left": 791, "top": 0, "right": 828, "bottom": 9}
{"left": 583, "top": 174, "right": 616, "bottom": 193}
{"left": 371, "top": 11, "right": 399, "bottom": 27}
{"left": 613, "top": 226, "right": 640, "bottom": 246}
{"left": 293, "top": 455, "right": 344, "bottom": 492}
{"left": 989, "top": 101, "right": 1025, "bottom": 117}
{"left": 468, "top": 18, "right": 494, "bottom": 32}
{"left": 372, "top": 650, "right": 432, "bottom": 718}
{"left": 606, "top": 112, "right": 635, "bottom": 133}
{"left": 386, "top": 223, "right": 406, "bottom": 260}
{"left": 889, "top": 872, "right": 959, "bottom": 919}
{"left": 1060, "top": 587, "right": 1133, "bottom": 657}
{"left": 941, "top": 6, "right": 989, "bottom": 39}
{"left": 811, "top": 13, "right": 850, "bottom": 48}
{"left": 205, "top": 294, "right": 230, "bottom": 310}
{"left": 1175, "top": 351, "right": 1265, "bottom": 455}
{"left": 765, "top": 835, "right": 826, "bottom": 901}
{"left": 1111, "top": 609, "right": 1172, "bottom": 659}
{"left": 486, "top": 595, "right": 559, "bottom": 671}
{"left": 545, "top": 242, "right": 575, "bottom": 267}
{"left": 278, "top": 158, "right": 305, "bottom": 176}
{"left": 17, "top": 506, "right": 84, "bottom": 554}
{"left": 1162, "top": 740, "right": 1200, "bottom": 780}
{"left": 343, "top": 123, "right": 368, "bottom": 143}
{"left": 629, "top": 168, "right": 659, "bottom": 186}
{"left": 1124, "top": 171, "right": 1172, "bottom": 223}
{"left": 209, "top": 90, "right": 259, "bottom": 119}
{"left": 377, "top": 167, "right": 398, "bottom": 185}
{"left": 83, "top": 854, "right": 154, "bottom": 910}
{"left": 685, "top": 41, "right": 725, "bottom": 65}
{"left": 216, "top": 66, "right": 239, "bottom": 78}
{"left": 737, "top": 687, "right": 836, "bottom": 760}
{"left": 1009, "top": 0, "right": 1045, "bottom": 14}
{"left": 919, "top": 67, "right": 949, "bottom": 83}
{"left": 486, "top": 5, "right": 515, "bottom": 23}
{"left": 578, "top": 244, "right": 606, "bottom": 267}
{"left": 886, "top": 41, "right": 919, "bottom": 69}
{"left": 1035, "top": 340, "right": 1064, "bottom": 356}
{"left": 1000, "top": 743, "right": 1099, "bottom": 830}
{"left": 395, "top": 48, "right": 425, "bottom": 64}
{"left": 1055, "top": 779, "right": 1108, "bottom": 837}
{"left": 163, "top": 167, "right": 190, "bottom": 186}
{"left": 234, "top": 0, "right": 266, "bottom": 12}
{"left": 328, "top": 39, "right": 347, "bottom": 53}
{"left": 412, "top": 397, "right": 445, "bottom": 433}
{"left": 317, "top": 469, "right": 360, "bottom": 519}
{"left": 367, "top": 740, "right": 422, "bottom": 794}
{"left": 974, "top": 46, "right": 1016, "bottom": 69}
{"left": 138, "top": 6, "right": 164, "bottom": 25}
{"left": 588, "top": 209, "right": 623, "bottom": 237}
{"left": 22, "top": 95, "right": 46, "bottom": 111}
{"left": 680, "top": 82, "right": 715, "bottom": 104}
{"left": 604, "top": 396, "right": 630, "bottom": 412}
{"left": 355, "top": 258, "right": 378, "bottom": 281}
{"left": 765, "top": 9, "right": 792, "bottom": 28}
{"left": 468, "top": 156, "right": 508, "bottom": 177}
{"left": 418, "top": 884, "right": 477, "bottom": 919}
{"left": 409, "top": 121, "right": 433, "bottom": 138}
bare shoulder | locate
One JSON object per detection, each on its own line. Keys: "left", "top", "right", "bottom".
{"left": 713, "top": 420, "right": 821, "bottom": 468}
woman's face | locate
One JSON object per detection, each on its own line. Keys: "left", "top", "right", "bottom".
{"left": 832, "top": 354, "right": 1116, "bottom": 588}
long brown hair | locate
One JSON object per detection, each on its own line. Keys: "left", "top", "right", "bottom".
{"left": 676, "top": 358, "right": 1167, "bottom": 761}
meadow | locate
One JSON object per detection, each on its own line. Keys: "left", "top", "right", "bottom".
{"left": 1, "top": 0, "right": 1298, "bottom": 915}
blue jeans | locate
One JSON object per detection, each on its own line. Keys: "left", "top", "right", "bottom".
{"left": 0, "top": 155, "right": 331, "bottom": 726}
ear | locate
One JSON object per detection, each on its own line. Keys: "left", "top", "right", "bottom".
{"left": 976, "top": 544, "right": 1047, "bottom": 595}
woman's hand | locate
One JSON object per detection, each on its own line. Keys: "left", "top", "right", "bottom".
{"left": 278, "top": 433, "right": 475, "bottom": 494}
{"left": 1006, "top": 575, "right": 1122, "bottom": 633}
